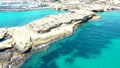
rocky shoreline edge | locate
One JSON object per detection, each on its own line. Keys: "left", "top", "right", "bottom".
{"left": 0, "top": 3, "right": 120, "bottom": 68}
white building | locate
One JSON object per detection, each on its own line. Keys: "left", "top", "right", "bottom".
{"left": 0, "top": 0, "right": 39, "bottom": 8}
{"left": 98, "top": 0, "right": 120, "bottom": 4}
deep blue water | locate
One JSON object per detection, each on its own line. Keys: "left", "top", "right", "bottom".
{"left": 20, "top": 10, "right": 120, "bottom": 68}
{"left": 0, "top": 9, "right": 62, "bottom": 28}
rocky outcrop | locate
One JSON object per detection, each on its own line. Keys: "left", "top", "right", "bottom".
{"left": 0, "top": 39, "right": 13, "bottom": 50}
{"left": 52, "top": 3, "right": 120, "bottom": 12}
{"left": 0, "top": 27, "right": 32, "bottom": 53}
{"left": 12, "top": 29, "right": 32, "bottom": 53}
{"left": 0, "top": 1, "right": 120, "bottom": 68}
{"left": 0, "top": 50, "right": 13, "bottom": 61}
{"left": 0, "top": 28, "right": 7, "bottom": 40}
{"left": 0, "top": 9, "right": 100, "bottom": 68}
{"left": 28, "top": 10, "right": 97, "bottom": 34}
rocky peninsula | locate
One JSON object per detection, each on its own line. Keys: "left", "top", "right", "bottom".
{"left": 0, "top": 2, "right": 120, "bottom": 68}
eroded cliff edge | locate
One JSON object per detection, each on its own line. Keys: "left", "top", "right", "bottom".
{"left": 0, "top": 9, "right": 100, "bottom": 68}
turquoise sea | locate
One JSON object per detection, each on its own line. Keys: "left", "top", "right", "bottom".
{"left": 0, "top": 9, "right": 61, "bottom": 28}
{"left": 20, "top": 10, "right": 120, "bottom": 68}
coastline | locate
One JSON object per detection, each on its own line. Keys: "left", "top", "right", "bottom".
{"left": 0, "top": 3, "right": 120, "bottom": 68}
{"left": 0, "top": 7, "right": 50, "bottom": 12}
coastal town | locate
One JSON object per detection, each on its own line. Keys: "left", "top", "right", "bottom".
{"left": 0, "top": 0, "right": 120, "bottom": 68}
{"left": 0, "top": 0, "right": 120, "bottom": 10}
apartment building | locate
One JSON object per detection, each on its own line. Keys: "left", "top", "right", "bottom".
{"left": 97, "top": 0, "right": 120, "bottom": 4}
{"left": 0, "top": 0, "right": 39, "bottom": 8}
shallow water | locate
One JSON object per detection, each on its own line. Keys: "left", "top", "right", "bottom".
{"left": 21, "top": 10, "right": 120, "bottom": 68}
{"left": 0, "top": 9, "right": 61, "bottom": 28}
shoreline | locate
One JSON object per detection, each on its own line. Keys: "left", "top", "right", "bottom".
{"left": 0, "top": 7, "right": 50, "bottom": 12}
{"left": 0, "top": 3, "right": 120, "bottom": 68}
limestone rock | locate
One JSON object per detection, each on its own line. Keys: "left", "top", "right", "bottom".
{"left": 0, "top": 50, "right": 14, "bottom": 61}
{"left": 0, "top": 28, "right": 7, "bottom": 39}
{"left": 0, "top": 5, "right": 102, "bottom": 67}
{"left": 12, "top": 29, "right": 32, "bottom": 53}
{"left": 0, "top": 39, "right": 13, "bottom": 50}
{"left": 28, "top": 9, "right": 95, "bottom": 34}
